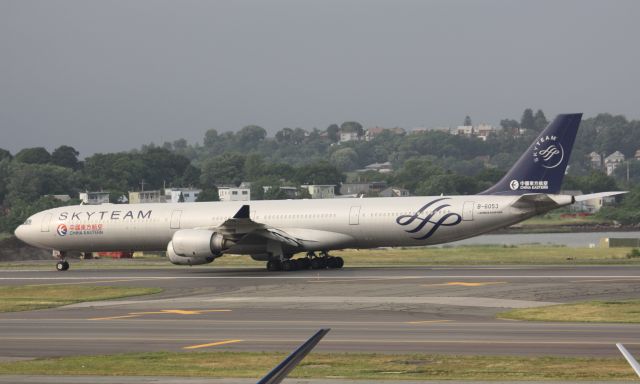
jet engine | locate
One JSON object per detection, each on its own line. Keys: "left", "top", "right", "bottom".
{"left": 166, "top": 229, "right": 234, "bottom": 265}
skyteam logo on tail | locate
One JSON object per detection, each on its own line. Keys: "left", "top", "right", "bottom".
{"left": 533, "top": 135, "right": 564, "bottom": 169}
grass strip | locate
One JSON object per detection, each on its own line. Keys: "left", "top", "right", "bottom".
{"left": 0, "top": 351, "right": 635, "bottom": 380}
{"left": 0, "top": 285, "right": 162, "bottom": 312}
{"left": 499, "top": 300, "right": 640, "bottom": 323}
{"left": 2, "top": 246, "right": 640, "bottom": 269}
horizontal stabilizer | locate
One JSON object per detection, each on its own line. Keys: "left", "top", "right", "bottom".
{"left": 574, "top": 191, "right": 627, "bottom": 202}
{"left": 617, "top": 343, "right": 640, "bottom": 378}
{"left": 511, "top": 193, "right": 574, "bottom": 211}
{"left": 257, "top": 328, "right": 330, "bottom": 384}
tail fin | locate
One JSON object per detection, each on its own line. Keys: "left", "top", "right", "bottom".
{"left": 480, "top": 113, "right": 582, "bottom": 195}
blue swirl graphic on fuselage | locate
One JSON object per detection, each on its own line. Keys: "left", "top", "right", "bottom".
{"left": 396, "top": 198, "right": 462, "bottom": 240}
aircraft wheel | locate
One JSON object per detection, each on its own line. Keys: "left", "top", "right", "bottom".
{"left": 334, "top": 257, "right": 344, "bottom": 269}
{"left": 311, "top": 258, "right": 323, "bottom": 269}
{"left": 299, "top": 258, "right": 311, "bottom": 270}
{"left": 327, "top": 256, "right": 338, "bottom": 269}
{"left": 266, "top": 260, "right": 281, "bottom": 272}
{"left": 282, "top": 260, "right": 294, "bottom": 271}
{"left": 56, "top": 261, "right": 69, "bottom": 271}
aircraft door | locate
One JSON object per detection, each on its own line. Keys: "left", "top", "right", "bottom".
{"left": 462, "top": 201, "right": 475, "bottom": 221}
{"left": 349, "top": 206, "right": 361, "bottom": 225}
{"left": 170, "top": 210, "right": 182, "bottom": 229}
{"left": 40, "top": 213, "right": 52, "bottom": 232}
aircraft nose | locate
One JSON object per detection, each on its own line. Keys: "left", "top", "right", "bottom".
{"left": 14, "top": 225, "right": 25, "bottom": 241}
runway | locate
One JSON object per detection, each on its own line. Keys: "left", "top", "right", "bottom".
{"left": 1, "top": 265, "right": 640, "bottom": 360}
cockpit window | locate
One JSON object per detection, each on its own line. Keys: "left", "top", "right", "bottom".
{"left": 23, "top": 219, "right": 32, "bottom": 225}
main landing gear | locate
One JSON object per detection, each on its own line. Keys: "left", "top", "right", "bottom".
{"left": 266, "top": 251, "right": 344, "bottom": 272}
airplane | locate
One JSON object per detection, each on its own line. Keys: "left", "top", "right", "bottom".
{"left": 14, "top": 113, "right": 625, "bottom": 271}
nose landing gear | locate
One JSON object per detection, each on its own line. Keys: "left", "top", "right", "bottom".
{"left": 53, "top": 250, "right": 69, "bottom": 271}
{"left": 56, "top": 260, "right": 69, "bottom": 271}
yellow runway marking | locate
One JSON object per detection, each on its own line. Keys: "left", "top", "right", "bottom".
{"left": 406, "top": 320, "right": 454, "bottom": 324}
{"left": 183, "top": 339, "right": 243, "bottom": 350}
{"left": 90, "top": 309, "right": 231, "bottom": 321}
{"left": 422, "top": 281, "right": 507, "bottom": 287}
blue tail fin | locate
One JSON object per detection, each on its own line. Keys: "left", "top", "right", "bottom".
{"left": 480, "top": 113, "right": 582, "bottom": 195}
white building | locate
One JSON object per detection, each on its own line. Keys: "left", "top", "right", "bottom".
{"left": 79, "top": 191, "right": 110, "bottom": 205}
{"left": 164, "top": 188, "right": 201, "bottom": 203}
{"left": 128, "top": 190, "right": 163, "bottom": 204}
{"left": 604, "top": 151, "right": 625, "bottom": 176}
{"left": 339, "top": 131, "right": 359, "bottom": 143}
{"left": 589, "top": 152, "right": 602, "bottom": 170}
{"left": 218, "top": 187, "right": 250, "bottom": 201}
{"left": 301, "top": 185, "right": 336, "bottom": 199}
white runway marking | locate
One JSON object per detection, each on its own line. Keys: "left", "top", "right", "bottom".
{"left": 1, "top": 275, "right": 640, "bottom": 280}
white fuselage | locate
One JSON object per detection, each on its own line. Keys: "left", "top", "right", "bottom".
{"left": 15, "top": 194, "right": 570, "bottom": 256}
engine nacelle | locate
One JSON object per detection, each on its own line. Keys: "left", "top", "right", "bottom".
{"left": 167, "top": 229, "right": 234, "bottom": 266}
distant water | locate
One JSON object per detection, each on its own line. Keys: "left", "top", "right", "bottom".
{"left": 447, "top": 231, "right": 640, "bottom": 248}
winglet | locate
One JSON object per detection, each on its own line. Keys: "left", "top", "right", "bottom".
{"left": 233, "top": 205, "right": 250, "bottom": 219}
{"left": 257, "top": 328, "right": 330, "bottom": 384}
{"left": 617, "top": 343, "right": 640, "bottom": 378}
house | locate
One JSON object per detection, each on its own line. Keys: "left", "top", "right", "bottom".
{"left": 339, "top": 181, "right": 387, "bottom": 196}
{"left": 300, "top": 185, "right": 335, "bottom": 199}
{"left": 79, "top": 191, "right": 110, "bottom": 205}
{"left": 164, "top": 188, "right": 201, "bottom": 203}
{"left": 635, "top": 149, "right": 640, "bottom": 161}
{"left": 589, "top": 152, "right": 602, "bottom": 170}
{"left": 456, "top": 125, "right": 474, "bottom": 137}
{"left": 379, "top": 187, "right": 410, "bottom": 197}
{"left": 128, "top": 190, "right": 163, "bottom": 204}
{"left": 339, "top": 131, "right": 359, "bottom": 143}
{"left": 364, "top": 127, "right": 385, "bottom": 141}
{"left": 262, "top": 186, "right": 299, "bottom": 199}
{"left": 475, "top": 124, "right": 496, "bottom": 141}
{"left": 604, "top": 151, "right": 625, "bottom": 176}
{"left": 218, "top": 186, "right": 250, "bottom": 201}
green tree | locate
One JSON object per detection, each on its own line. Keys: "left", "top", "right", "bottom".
{"left": 340, "top": 121, "right": 364, "bottom": 138}
{"left": 330, "top": 147, "right": 359, "bottom": 171}
{"left": 195, "top": 187, "right": 219, "bottom": 202}
{"left": 14, "top": 147, "right": 51, "bottom": 164}
{"left": 200, "top": 153, "right": 246, "bottom": 187}
{"left": 294, "top": 161, "right": 344, "bottom": 185}
{"left": 533, "top": 109, "right": 548, "bottom": 132}
{"left": 0, "top": 148, "right": 11, "bottom": 162}
{"left": 326, "top": 124, "right": 340, "bottom": 142}
{"left": 51, "top": 145, "right": 80, "bottom": 170}
{"left": 520, "top": 108, "right": 535, "bottom": 131}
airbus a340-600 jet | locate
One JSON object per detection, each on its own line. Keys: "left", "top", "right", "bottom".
{"left": 15, "top": 113, "right": 624, "bottom": 271}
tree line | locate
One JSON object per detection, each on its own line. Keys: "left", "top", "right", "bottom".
{"left": 1, "top": 109, "right": 640, "bottom": 232}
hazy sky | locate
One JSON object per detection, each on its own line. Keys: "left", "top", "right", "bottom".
{"left": 1, "top": 0, "right": 639, "bottom": 156}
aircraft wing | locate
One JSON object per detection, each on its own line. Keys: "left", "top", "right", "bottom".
{"left": 257, "top": 328, "right": 330, "bottom": 384}
{"left": 617, "top": 343, "right": 640, "bottom": 378}
{"left": 209, "top": 205, "right": 315, "bottom": 247}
